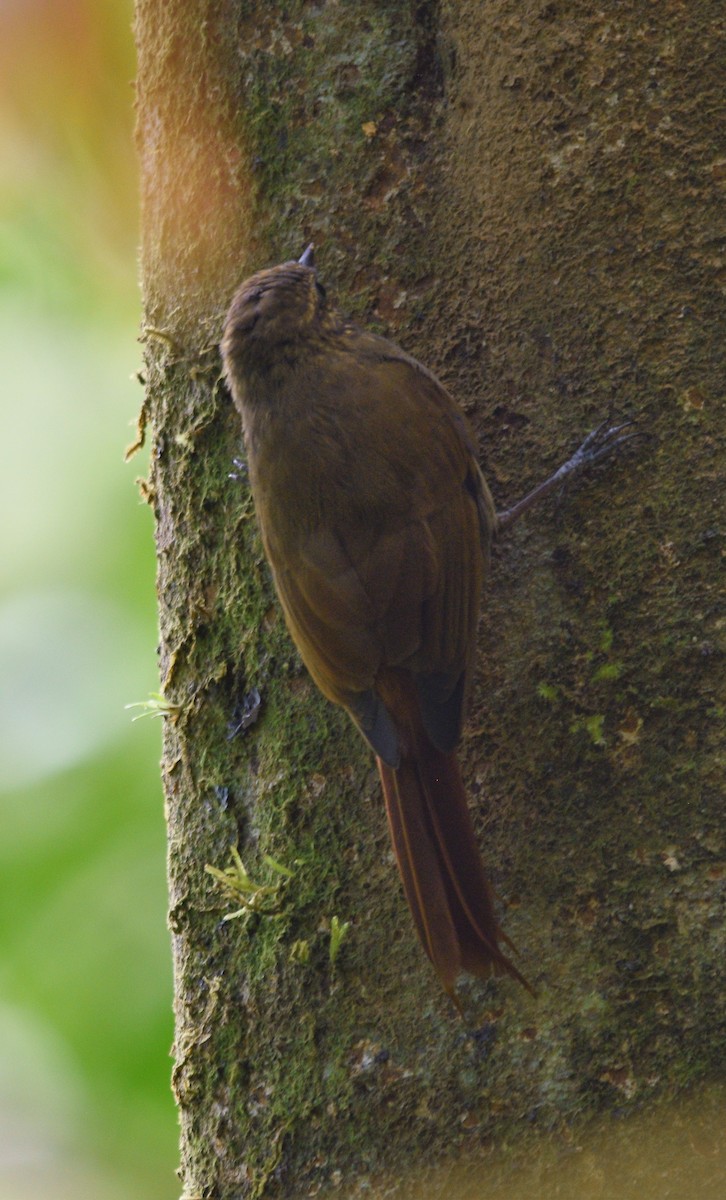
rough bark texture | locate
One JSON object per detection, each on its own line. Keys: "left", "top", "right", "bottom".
{"left": 134, "top": 2, "right": 724, "bottom": 1197}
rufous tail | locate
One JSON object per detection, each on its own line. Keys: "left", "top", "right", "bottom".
{"left": 377, "top": 736, "right": 532, "bottom": 1002}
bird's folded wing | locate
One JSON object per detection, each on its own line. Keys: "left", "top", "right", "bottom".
{"left": 271, "top": 478, "right": 482, "bottom": 754}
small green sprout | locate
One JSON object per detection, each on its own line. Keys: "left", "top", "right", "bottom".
{"left": 125, "top": 692, "right": 180, "bottom": 722}
{"left": 290, "top": 939, "right": 311, "bottom": 964}
{"left": 261, "top": 853, "right": 294, "bottom": 879}
{"left": 205, "top": 847, "right": 294, "bottom": 921}
{"left": 329, "top": 915, "right": 351, "bottom": 964}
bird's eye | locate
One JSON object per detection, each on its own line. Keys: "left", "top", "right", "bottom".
{"left": 315, "top": 280, "right": 327, "bottom": 303}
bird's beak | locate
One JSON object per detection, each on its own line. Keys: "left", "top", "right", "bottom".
{"left": 298, "top": 244, "right": 315, "bottom": 268}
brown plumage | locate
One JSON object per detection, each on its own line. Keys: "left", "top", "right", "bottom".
{"left": 221, "top": 251, "right": 529, "bottom": 1003}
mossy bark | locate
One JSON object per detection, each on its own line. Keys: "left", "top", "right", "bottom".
{"left": 134, "top": 2, "right": 724, "bottom": 1197}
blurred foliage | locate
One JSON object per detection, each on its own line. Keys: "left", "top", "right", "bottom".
{"left": 0, "top": 2, "right": 177, "bottom": 1196}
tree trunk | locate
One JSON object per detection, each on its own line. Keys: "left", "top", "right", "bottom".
{"left": 134, "top": 1, "right": 724, "bottom": 1196}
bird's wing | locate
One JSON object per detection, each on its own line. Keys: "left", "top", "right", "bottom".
{"left": 264, "top": 350, "right": 490, "bottom": 757}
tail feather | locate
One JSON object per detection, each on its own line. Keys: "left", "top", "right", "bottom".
{"left": 382, "top": 753, "right": 462, "bottom": 987}
{"left": 378, "top": 742, "right": 532, "bottom": 1000}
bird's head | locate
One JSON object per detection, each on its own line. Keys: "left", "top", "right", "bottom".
{"left": 221, "top": 245, "right": 330, "bottom": 381}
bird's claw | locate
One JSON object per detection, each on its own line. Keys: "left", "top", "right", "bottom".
{"left": 229, "top": 456, "right": 248, "bottom": 481}
{"left": 564, "top": 419, "right": 644, "bottom": 475}
{"left": 496, "top": 414, "right": 645, "bottom": 532}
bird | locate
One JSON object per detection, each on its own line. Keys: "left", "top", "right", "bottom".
{"left": 220, "top": 245, "right": 634, "bottom": 1005}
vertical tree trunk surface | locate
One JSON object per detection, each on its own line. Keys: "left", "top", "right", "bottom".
{"left": 135, "top": 2, "right": 724, "bottom": 1196}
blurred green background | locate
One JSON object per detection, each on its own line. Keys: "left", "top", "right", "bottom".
{"left": 0, "top": 2, "right": 177, "bottom": 1196}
